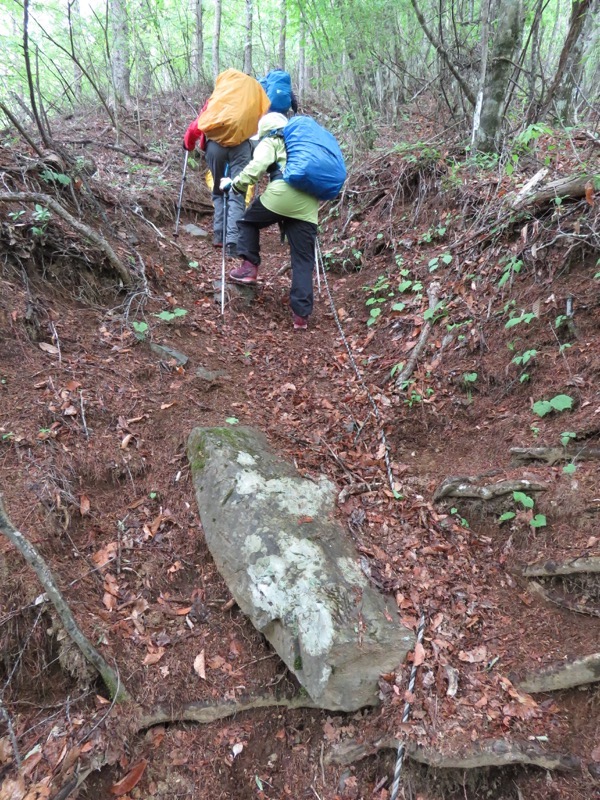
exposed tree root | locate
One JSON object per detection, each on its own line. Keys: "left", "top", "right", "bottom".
{"left": 137, "top": 693, "right": 319, "bottom": 730}
{"left": 433, "top": 476, "right": 547, "bottom": 502}
{"left": 524, "top": 557, "right": 600, "bottom": 577}
{"left": 510, "top": 445, "right": 600, "bottom": 465}
{"left": 0, "top": 191, "right": 133, "bottom": 287}
{"left": 527, "top": 580, "right": 600, "bottom": 618}
{"left": 327, "top": 736, "right": 580, "bottom": 771}
{"left": 516, "top": 651, "right": 600, "bottom": 693}
{"left": 0, "top": 493, "right": 131, "bottom": 702}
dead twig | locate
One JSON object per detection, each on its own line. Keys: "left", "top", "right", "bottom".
{"left": 394, "top": 282, "right": 441, "bottom": 389}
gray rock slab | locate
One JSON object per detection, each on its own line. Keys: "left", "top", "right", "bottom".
{"left": 187, "top": 425, "right": 414, "bottom": 711}
{"left": 183, "top": 223, "right": 209, "bottom": 237}
{"left": 149, "top": 343, "right": 189, "bottom": 366}
{"left": 194, "top": 366, "right": 228, "bottom": 381}
{"left": 213, "top": 279, "right": 257, "bottom": 307}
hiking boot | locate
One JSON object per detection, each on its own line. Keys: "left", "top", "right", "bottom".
{"left": 292, "top": 312, "right": 309, "bottom": 330}
{"left": 229, "top": 260, "right": 258, "bottom": 284}
{"left": 226, "top": 242, "right": 237, "bottom": 258}
{"left": 213, "top": 234, "right": 224, "bottom": 248}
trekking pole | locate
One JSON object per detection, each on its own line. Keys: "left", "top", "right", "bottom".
{"left": 314, "top": 237, "right": 321, "bottom": 295}
{"left": 221, "top": 165, "right": 230, "bottom": 316}
{"left": 173, "top": 150, "right": 189, "bottom": 237}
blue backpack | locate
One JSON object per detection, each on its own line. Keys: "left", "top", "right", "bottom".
{"left": 282, "top": 116, "right": 346, "bottom": 201}
{"left": 261, "top": 70, "right": 293, "bottom": 113}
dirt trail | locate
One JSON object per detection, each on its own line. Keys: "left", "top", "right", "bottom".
{"left": 1, "top": 117, "right": 600, "bottom": 799}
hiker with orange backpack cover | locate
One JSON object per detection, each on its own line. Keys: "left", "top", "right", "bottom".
{"left": 183, "top": 69, "right": 269, "bottom": 256}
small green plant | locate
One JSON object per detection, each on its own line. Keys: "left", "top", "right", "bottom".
{"left": 512, "top": 349, "right": 538, "bottom": 367}
{"left": 225, "top": 417, "right": 239, "bottom": 425}
{"left": 530, "top": 424, "right": 540, "bottom": 438}
{"left": 462, "top": 371, "right": 477, "bottom": 402}
{"left": 563, "top": 463, "right": 577, "bottom": 475}
{"left": 428, "top": 253, "right": 453, "bottom": 272}
{"left": 31, "top": 203, "right": 51, "bottom": 236}
{"left": 390, "top": 362, "right": 405, "bottom": 379}
{"left": 154, "top": 308, "right": 188, "bottom": 322}
{"left": 532, "top": 394, "right": 573, "bottom": 417}
{"left": 450, "top": 507, "right": 469, "bottom": 528}
{"left": 423, "top": 300, "right": 447, "bottom": 323}
{"left": 560, "top": 431, "right": 576, "bottom": 447}
{"left": 40, "top": 169, "right": 71, "bottom": 186}
{"left": 505, "top": 311, "right": 536, "bottom": 330}
{"left": 498, "top": 256, "right": 523, "bottom": 288}
{"left": 188, "top": 260, "right": 199, "bottom": 269}
{"left": 498, "top": 491, "right": 547, "bottom": 528}
{"left": 8, "top": 209, "right": 26, "bottom": 221}
{"left": 132, "top": 321, "right": 149, "bottom": 340}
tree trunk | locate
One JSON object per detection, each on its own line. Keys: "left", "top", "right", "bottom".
{"left": 471, "top": 0, "right": 491, "bottom": 143}
{"left": 474, "top": 0, "right": 524, "bottom": 152}
{"left": 538, "top": 0, "right": 593, "bottom": 118}
{"left": 278, "top": 0, "right": 286, "bottom": 70}
{"left": 109, "top": 0, "right": 132, "bottom": 108}
{"left": 553, "top": 0, "right": 598, "bottom": 121}
{"left": 68, "top": 0, "right": 83, "bottom": 101}
{"left": 244, "top": 0, "right": 253, "bottom": 74}
{"left": 212, "top": 0, "right": 222, "bottom": 82}
{"left": 298, "top": 17, "right": 307, "bottom": 104}
{"left": 192, "top": 0, "right": 204, "bottom": 84}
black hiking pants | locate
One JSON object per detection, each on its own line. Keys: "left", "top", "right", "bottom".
{"left": 237, "top": 198, "right": 317, "bottom": 318}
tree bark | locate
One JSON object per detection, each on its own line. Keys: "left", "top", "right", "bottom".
{"left": 278, "top": 0, "right": 287, "bottom": 69}
{"left": 474, "top": 0, "right": 524, "bottom": 152}
{"left": 109, "top": 0, "right": 132, "bottom": 108}
{"left": 192, "top": 0, "right": 204, "bottom": 83}
{"left": 539, "top": 0, "right": 594, "bottom": 119}
{"left": 212, "top": 0, "right": 222, "bottom": 82}
{"left": 243, "top": 0, "right": 253, "bottom": 74}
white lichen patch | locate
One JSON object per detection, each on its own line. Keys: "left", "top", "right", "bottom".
{"left": 247, "top": 534, "right": 335, "bottom": 665}
{"left": 236, "top": 451, "right": 256, "bottom": 466}
{"left": 337, "top": 556, "right": 367, "bottom": 587}
{"left": 242, "top": 533, "right": 265, "bottom": 557}
{"left": 235, "top": 471, "right": 334, "bottom": 517}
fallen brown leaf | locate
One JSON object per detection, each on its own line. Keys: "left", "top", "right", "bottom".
{"left": 110, "top": 759, "right": 148, "bottom": 795}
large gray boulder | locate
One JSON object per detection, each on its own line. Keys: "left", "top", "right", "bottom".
{"left": 187, "top": 426, "right": 414, "bottom": 711}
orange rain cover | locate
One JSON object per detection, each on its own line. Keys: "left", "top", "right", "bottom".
{"left": 197, "top": 69, "right": 270, "bottom": 147}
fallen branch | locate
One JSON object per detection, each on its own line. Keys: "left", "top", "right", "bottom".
{"left": 434, "top": 476, "right": 547, "bottom": 503}
{"left": 507, "top": 167, "right": 549, "bottom": 209}
{"left": 0, "top": 493, "right": 130, "bottom": 702}
{"left": 0, "top": 191, "right": 132, "bottom": 287}
{"left": 516, "top": 651, "right": 600, "bottom": 693}
{"left": 328, "top": 737, "right": 580, "bottom": 771}
{"left": 510, "top": 445, "right": 600, "bottom": 465}
{"left": 524, "top": 557, "right": 600, "bottom": 577}
{"left": 394, "top": 281, "right": 441, "bottom": 389}
{"left": 513, "top": 174, "right": 596, "bottom": 209}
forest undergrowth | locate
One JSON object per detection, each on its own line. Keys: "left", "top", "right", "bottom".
{"left": 0, "top": 97, "right": 599, "bottom": 800}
